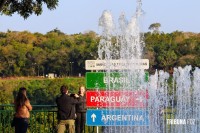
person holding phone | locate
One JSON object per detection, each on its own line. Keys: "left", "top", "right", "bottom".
{"left": 14, "top": 87, "right": 32, "bottom": 133}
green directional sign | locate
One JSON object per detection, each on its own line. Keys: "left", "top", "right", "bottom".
{"left": 86, "top": 72, "right": 149, "bottom": 89}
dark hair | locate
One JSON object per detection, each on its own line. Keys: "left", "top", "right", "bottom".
{"left": 15, "top": 87, "right": 28, "bottom": 110}
{"left": 60, "top": 85, "right": 68, "bottom": 94}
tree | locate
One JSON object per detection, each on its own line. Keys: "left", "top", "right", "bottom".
{"left": 47, "top": 28, "right": 65, "bottom": 35}
{"left": 156, "top": 50, "right": 177, "bottom": 70}
{"left": 148, "top": 23, "right": 161, "bottom": 33}
{"left": 0, "top": 0, "right": 58, "bottom": 19}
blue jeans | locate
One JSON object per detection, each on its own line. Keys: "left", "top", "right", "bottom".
{"left": 14, "top": 118, "right": 29, "bottom": 133}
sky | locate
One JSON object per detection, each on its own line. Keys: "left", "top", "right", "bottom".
{"left": 0, "top": 0, "right": 200, "bottom": 34}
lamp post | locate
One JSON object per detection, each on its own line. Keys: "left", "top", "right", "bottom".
{"left": 69, "top": 62, "right": 74, "bottom": 76}
{"left": 37, "top": 64, "right": 39, "bottom": 76}
{"left": 34, "top": 63, "right": 39, "bottom": 76}
{"left": 32, "top": 63, "right": 37, "bottom": 76}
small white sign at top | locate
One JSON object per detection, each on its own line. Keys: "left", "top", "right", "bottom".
{"left": 85, "top": 59, "right": 149, "bottom": 70}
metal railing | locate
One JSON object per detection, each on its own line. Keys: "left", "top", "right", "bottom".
{"left": 0, "top": 105, "right": 179, "bottom": 133}
{"left": 0, "top": 105, "right": 96, "bottom": 133}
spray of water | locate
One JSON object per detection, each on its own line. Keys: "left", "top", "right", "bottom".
{"left": 96, "top": 0, "right": 200, "bottom": 133}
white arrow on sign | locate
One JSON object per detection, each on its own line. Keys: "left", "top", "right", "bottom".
{"left": 136, "top": 96, "right": 145, "bottom": 102}
{"left": 91, "top": 113, "right": 96, "bottom": 122}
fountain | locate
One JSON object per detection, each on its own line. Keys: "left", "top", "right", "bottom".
{"left": 86, "top": 0, "right": 200, "bottom": 133}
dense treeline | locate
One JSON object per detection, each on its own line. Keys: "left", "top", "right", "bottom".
{"left": 0, "top": 29, "right": 200, "bottom": 77}
{"left": 144, "top": 31, "right": 200, "bottom": 73}
{"left": 0, "top": 77, "right": 85, "bottom": 104}
{"left": 0, "top": 29, "right": 99, "bottom": 77}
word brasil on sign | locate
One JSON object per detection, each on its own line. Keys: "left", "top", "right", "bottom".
{"left": 86, "top": 72, "right": 149, "bottom": 89}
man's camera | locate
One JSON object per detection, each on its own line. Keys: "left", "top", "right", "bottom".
{"left": 70, "top": 93, "right": 75, "bottom": 97}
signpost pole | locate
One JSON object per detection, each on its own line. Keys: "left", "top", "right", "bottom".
{"left": 96, "top": 108, "right": 99, "bottom": 133}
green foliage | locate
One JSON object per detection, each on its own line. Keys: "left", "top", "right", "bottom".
{"left": 0, "top": 30, "right": 99, "bottom": 77}
{"left": 0, "top": 77, "right": 85, "bottom": 105}
{"left": 144, "top": 31, "right": 200, "bottom": 72}
{"left": 0, "top": 0, "right": 58, "bottom": 19}
{"left": 0, "top": 30, "right": 200, "bottom": 76}
{"left": 148, "top": 23, "right": 161, "bottom": 33}
{"left": 157, "top": 50, "right": 177, "bottom": 69}
{"left": 194, "top": 56, "right": 200, "bottom": 67}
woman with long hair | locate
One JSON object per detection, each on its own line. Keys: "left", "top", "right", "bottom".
{"left": 75, "top": 86, "right": 87, "bottom": 133}
{"left": 14, "top": 87, "right": 32, "bottom": 133}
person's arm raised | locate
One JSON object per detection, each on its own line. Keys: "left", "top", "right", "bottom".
{"left": 25, "top": 100, "right": 32, "bottom": 111}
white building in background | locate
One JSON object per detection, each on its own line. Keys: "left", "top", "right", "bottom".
{"left": 47, "top": 73, "right": 57, "bottom": 78}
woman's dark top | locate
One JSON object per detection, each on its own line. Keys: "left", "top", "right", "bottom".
{"left": 76, "top": 95, "right": 87, "bottom": 113}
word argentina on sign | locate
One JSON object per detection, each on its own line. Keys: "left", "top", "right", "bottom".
{"left": 86, "top": 109, "right": 149, "bottom": 126}
{"left": 86, "top": 90, "right": 148, "bottom": 108}
{"left": 86, "top": 72, "right": 149, "bottom": 89}
{"left": 85, "top": 59, "right": 149, "bottom": 70}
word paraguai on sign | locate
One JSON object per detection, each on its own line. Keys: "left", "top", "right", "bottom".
{"left": 90, "top": 96, "right": 130, "bottom": 103}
